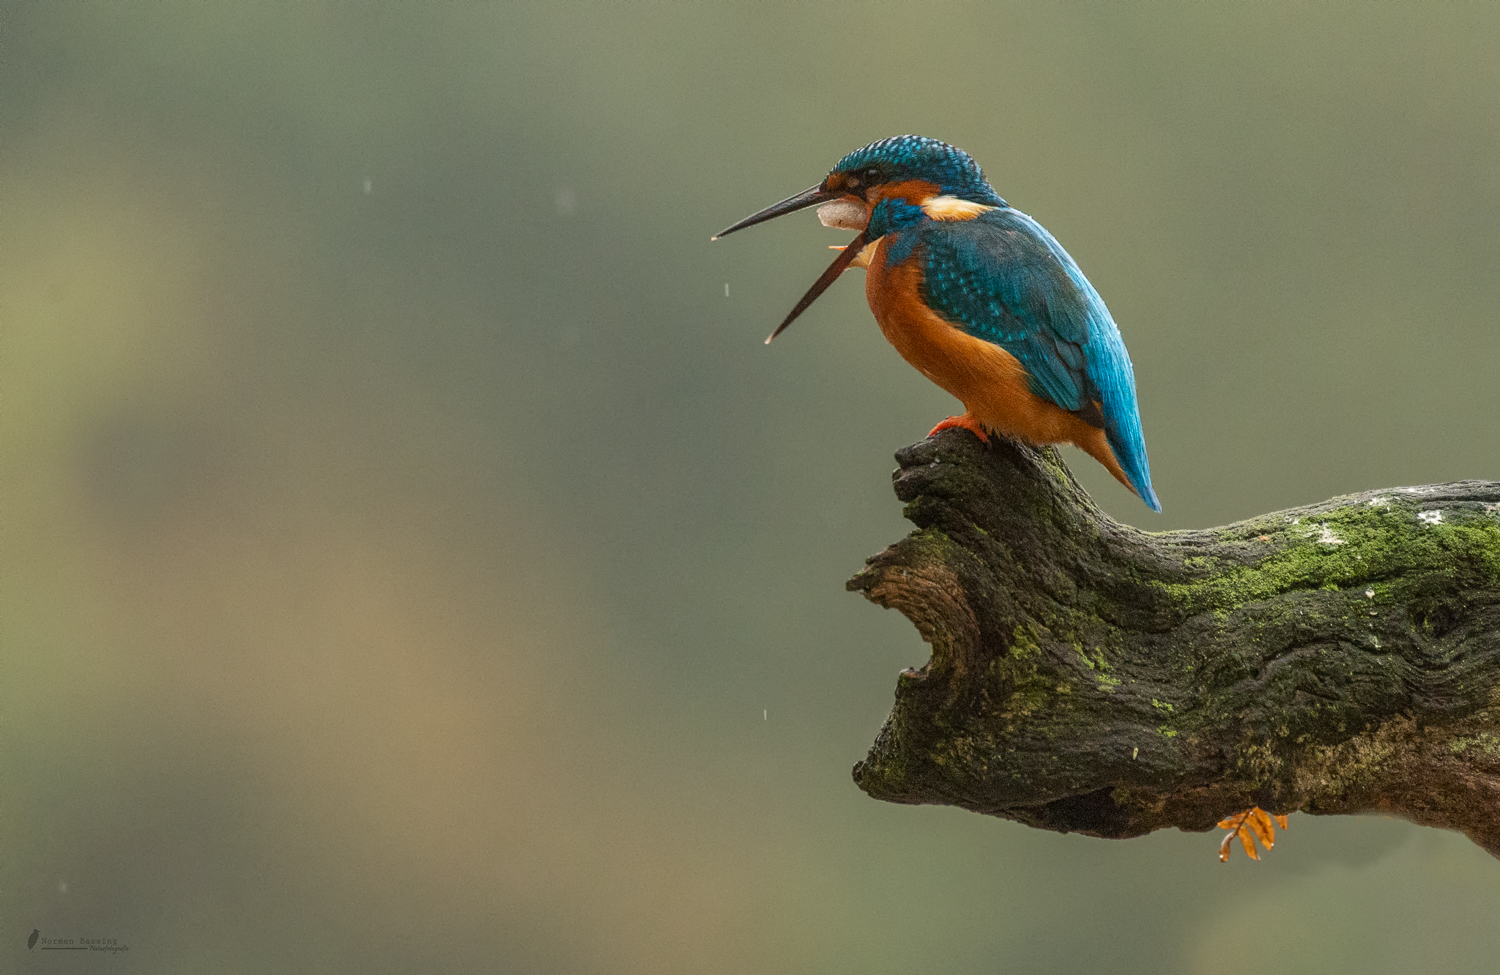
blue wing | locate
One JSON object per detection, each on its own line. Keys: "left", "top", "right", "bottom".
{"left": 918, "top": 208, "right": 1160, "bottom": 511}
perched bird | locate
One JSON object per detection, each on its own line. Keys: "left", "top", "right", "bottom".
{"left": 714, "top": 135, "right": 1160, "bottom": 511}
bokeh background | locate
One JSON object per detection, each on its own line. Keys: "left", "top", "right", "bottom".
{"left": 4, "top": 4, "right": 1500, "bottom": 973}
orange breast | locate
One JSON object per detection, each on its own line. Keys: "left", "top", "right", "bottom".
{"left": 864, "top": 239, "right": 1100, "bottom": 449}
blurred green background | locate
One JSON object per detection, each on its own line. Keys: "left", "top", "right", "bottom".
{"left": 4, "top": 4, "right": 1500, "bottom": 973}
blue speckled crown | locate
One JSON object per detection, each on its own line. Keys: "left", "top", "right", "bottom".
{"left": 831, "top": 136, "right": 1005, "bottom": 206}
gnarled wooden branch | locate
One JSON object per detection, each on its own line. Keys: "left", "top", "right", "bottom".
{"left": 849, "top": 432, "right": 1500, "bottom": 855}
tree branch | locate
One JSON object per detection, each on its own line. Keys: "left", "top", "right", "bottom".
{"left": 849, "top": 432, "right": 1500, "bottom": 855}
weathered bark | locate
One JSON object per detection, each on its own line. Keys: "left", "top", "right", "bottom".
{"left": 849, "top": 431, "right": 1500, "bottom": 855}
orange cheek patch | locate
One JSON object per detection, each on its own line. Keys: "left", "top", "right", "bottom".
{"left": 870, "top": 179, "right": 942, "bottom": 205}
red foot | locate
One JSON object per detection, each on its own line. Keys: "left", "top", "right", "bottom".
{"left": 928, "top": 414, "right": 989, "bottom": 443}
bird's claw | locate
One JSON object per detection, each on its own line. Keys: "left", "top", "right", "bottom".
{"left": 928, "top": 414, "right": 989, "bottom": 443}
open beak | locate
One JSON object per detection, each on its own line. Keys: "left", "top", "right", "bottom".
{"left": 763, "top": 229, "right": 868, "bottom": 344}
{"left": 711, "top": 183, "right": 834, "bottom": 240}
{"left": 712, "top": 181, "right": 869, "bottom": 344}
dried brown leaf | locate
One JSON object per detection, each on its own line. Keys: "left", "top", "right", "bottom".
{"left": 1216, "top": 806, "right": 1289, "bottom": 862}
{"left": 1247, "top": 808, "right": 1276, "bottom": 850}
{"left": 1238, "top": 828, "right": 1259, "bottom": 860}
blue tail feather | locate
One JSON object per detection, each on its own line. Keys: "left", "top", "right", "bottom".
{"left": 1085, "top": 307, "right": 1160, "bottom": 511}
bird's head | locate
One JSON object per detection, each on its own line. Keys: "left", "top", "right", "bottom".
{"left": 713, "top": 136, "right": 1005, "bottom": 342}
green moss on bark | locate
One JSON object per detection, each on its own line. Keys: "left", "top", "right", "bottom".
{"left": 850, "top": 432, "right": 1500, "bottom": 855}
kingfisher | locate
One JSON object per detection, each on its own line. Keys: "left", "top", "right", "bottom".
{"left": 713, "top": 135, "right": 1160, "bottom": 512}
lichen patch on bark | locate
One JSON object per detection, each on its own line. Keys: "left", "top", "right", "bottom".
{"left": 850, "top": 431, "right": 1500, "bottom": 853}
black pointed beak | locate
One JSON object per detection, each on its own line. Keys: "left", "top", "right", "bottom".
{"left": 711, "top": 183, "right": 833, "bottom": 240}
{"left": 763, "top": 230, "right": 868, "bottom": 344}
